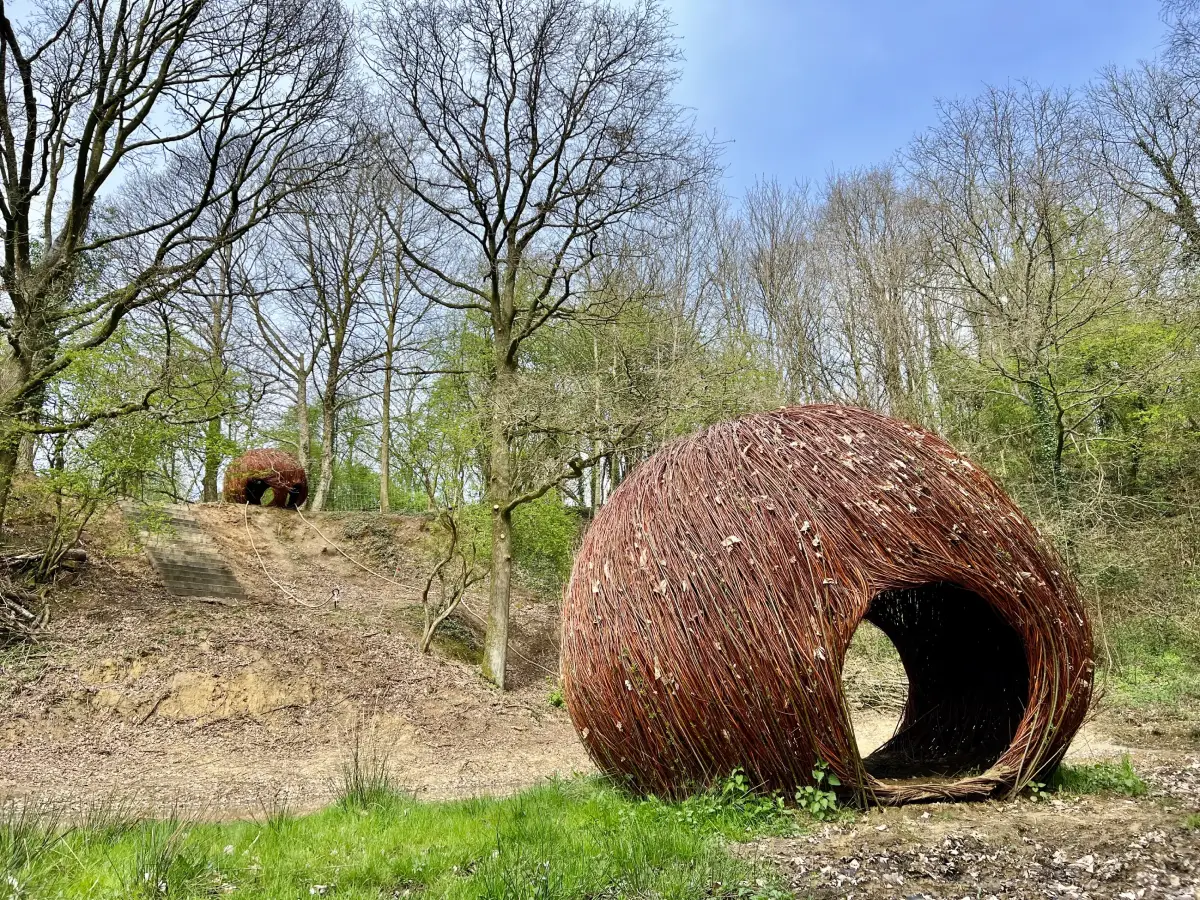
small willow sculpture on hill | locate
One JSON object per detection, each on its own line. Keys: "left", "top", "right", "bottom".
{"left": 223, "top": 449, "right": 308, "bottom": 510}
{"left": 560, "top": 405, "right": 1093, "bottom": 805}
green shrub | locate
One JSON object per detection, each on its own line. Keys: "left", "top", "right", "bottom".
{"left": 1050, "top": 755, "right": 1147, "bottom": 797}
{"left": 1108, "top": 617, "right": 1200, "bottom": 707}
{"left": 511, "top": 493, "right": 580, "bottom": 595}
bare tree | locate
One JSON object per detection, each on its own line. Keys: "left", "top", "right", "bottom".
{"left": 276, "top": 174, "right": 385, "bottom": 511}
{"left": 246, "top": 243, "right": 328, "bottom": 481}
{"left": 419, "top": 509, "right": 485, "bottom": 652}
{"left": 368, "top": 0, "right": 717, "bottom": 687}
{"left": 0, "top": 0, "right": 353, "bottom": 526}
{"left": 175, "top": 237, "right": 264, "bottom": 501}
{"left": 740, "top": 178, "right": 828, "bottom": 403}
{"left": 1091, "top": 59, "right": 1200, "bottom": 269}
{"left": 819, "top": 166, "right": 934, "bottom": 420}
{"left": 374, "top": 169, "right": 434, "bottom": 513}
{"left": 909, "top": 85, "right": 1146, "bottom": 490}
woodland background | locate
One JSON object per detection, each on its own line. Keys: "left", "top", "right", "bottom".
{"left": 3, "top": 0, "right": 1200, "bottom": 694}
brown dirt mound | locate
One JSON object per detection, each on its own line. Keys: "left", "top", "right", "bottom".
{"left": 0, "top": 504, "right": 588, "bottom": 817}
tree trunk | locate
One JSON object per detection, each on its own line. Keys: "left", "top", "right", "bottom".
{"left": 483, "top": 503, "right": 513, "bottom": 688}
{"left": 296, "top": 373, "right": 313, "bottom": 480}
{"left": 310, "top": 392, "right": 336, "bottom": 512}
{"left": 202, "top": 417, "right": 222, "bottom": 502}
{"left": 380, "top": 347, "right": 393, "bottom": 513}
{"left": 482, "top": 355, "right": 516, "bottom": 688}
{"left": 15, "top": 434, "right": 35, "bottom": 474}
{"left": 0, "top": 439, "right": 19, "bottom": 533}
{"left": 0, "top": 345, "right": 33, "bottom": 530}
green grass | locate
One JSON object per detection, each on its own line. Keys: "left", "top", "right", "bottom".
{"left": 0, "top": 776, "right": 800, "bottom": 900}
{"left": 1049, "top": 755, "right": 1147, "bottom": 797}
{"left": 1109, "top": 648, "right": 1200, "bottom": 707}
{"left": 1105, "top": 617, "right": 1200, "bottom": 708}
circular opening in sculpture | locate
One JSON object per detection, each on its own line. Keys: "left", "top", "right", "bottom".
{"left": 843, "top": 621, "right": 907, "bottom": 761}
{"left": 847, "top": 582, "right": 1030, "bottom": 782}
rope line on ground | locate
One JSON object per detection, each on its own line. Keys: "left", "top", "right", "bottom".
{"left": 244, "top": 503, "right": 316, "bottom": 607}
{"left": 295, "top": 507, "right": 416, "bottom": 591}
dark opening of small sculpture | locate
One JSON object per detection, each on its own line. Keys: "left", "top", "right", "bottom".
{"left": 560, "top": 405, "right": 1093, "bottom": 805}
{"left": 223, "top": 449, "right": 308, "bottom": 510}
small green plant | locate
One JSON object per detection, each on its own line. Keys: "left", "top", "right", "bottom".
{"left": 1049, "top": 755, "right": 1147, "bottom": 797}
{"left": 118, "top": 820, "right": 209, "bottom": 899}
{"left": 336, "top": 731, "right": 398, "bottom": 809}
{"left": 547, "top": 686, "right": 565, "bottom": 708}
{"left": 1185, "top": 813, "right": 1200, "bottom": 830}
{"left": 795, "top": 761, "right": 841, "bottom": 820}
{"left": 1025, "top": 780, "right": 1049, "bottom": 802}
{"left": 655, "top": 769, "right": 797, "bottom": 837}
{"left": 0, "top": 802, "right": 60, "bottom": 900}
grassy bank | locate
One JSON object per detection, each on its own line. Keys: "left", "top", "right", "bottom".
{"left": 2, "top": 777, "right": 801, "bottom": 900}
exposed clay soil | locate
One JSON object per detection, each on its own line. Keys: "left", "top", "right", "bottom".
{"left": 3, "top": 502, "right": 1200, "bottom": 899}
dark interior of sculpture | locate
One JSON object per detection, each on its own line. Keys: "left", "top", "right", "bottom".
{"left": 245, "top": 479, "right": 283, "bottom": 507}
{"left": 858, "top": 582, "right": 1030, "bottom": 780}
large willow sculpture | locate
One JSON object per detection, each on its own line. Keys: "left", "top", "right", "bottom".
{"left": 561, "top": 406, "right": 1093, "bottom": 804}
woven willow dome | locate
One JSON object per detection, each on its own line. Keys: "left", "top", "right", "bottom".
{"left": 561, "top": 405, "right": 1093, "bottom": 805}
{"left": 223, "top": 449, "right": 308, "bottom": 509}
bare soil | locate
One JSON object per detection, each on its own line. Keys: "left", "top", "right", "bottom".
{"left": 744, "top": 757, "right": 1200, "bottom": 899}
{"left": 3, "top": 501, "right": 1199, "bottom": 898}
{"left": 0, "top": 504, "right": 589, "bottom": 817}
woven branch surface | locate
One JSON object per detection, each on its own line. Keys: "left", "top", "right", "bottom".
{"left": 222, "top": 449, "right": 308, "bottom": 509}
{"left": 560, "top": 405, "right": 1093, "bottom": 805}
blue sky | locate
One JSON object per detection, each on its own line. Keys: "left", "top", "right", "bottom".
{"left": 665, "top": 1, "right": 1168, "bottom": 194}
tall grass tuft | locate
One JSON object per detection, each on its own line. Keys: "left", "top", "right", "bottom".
{"left": 336, "top": 730, "right": 399, "bottom": 810}
{"left": 253, "top": 788, "right": 295, "bottom": 833}
{"left": 116, "top": 819, "right": 209, "bottom": 899}
{"left": 77, "top": 796, "right": 137, "bottom": 848}
{"left": 0, "top": 801, "right": 60, "bottom": 900}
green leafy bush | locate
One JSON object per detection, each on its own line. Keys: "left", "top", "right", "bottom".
{"left": 511, "top": 493, "right": 580, "bottom": 595}
{"left": 1049, "top": 755, "right": 1147, "bottom": 797}
{"left": 795, "top": 762, "right": 841, "bottom": 820}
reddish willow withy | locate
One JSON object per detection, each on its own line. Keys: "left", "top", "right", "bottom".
{"left": 560, "top": 405, "right": 1093, "bottom": 805}
{"left": 222, "top": 449, "right": 308, "bottom": 510}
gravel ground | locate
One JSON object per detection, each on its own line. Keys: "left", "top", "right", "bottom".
{"left": 745, "top": 759, "right": 1200, "bottom": 899}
